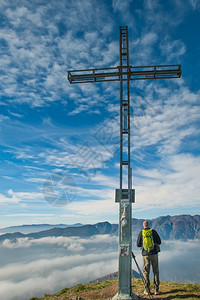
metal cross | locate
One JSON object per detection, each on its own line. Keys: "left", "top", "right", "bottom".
{"left": 68, "top": 26, "right": 181, "bottom": 300}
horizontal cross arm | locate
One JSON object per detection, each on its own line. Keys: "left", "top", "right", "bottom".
{"left": 68, "top": 65, "right": 181, "bottom": 84}
{"left": 68, "top": 67, "right": 120, "bottom": 84}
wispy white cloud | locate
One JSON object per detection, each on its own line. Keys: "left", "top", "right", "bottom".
{"left": 159, "top": 240, "right": 200, "bottom": 282}
{"left": 67, "top": 195, "right": 118, "bottom": 217}
{"left": 143, "top": 0, "right": 159, "bottom": 10}
{"left": 0, "top": 234, "right": 199, "bottom": 300}
{"left": 0, "top": 1, "right": 114, "bottom": 108}
{"left": 7, "top": 189, "right": 43, "bottom": 203}
{"left": 131, "top": 32, "right": 158, "bottom": 64}
{"left": 112, "top": 0, "right": 136, "bottom": 25}
{"left": 133, "top": 153, "right": 200, "bottom": 214}
{"left": 6, "top": 213, "right": 54, "bottom": 218}
{"left": 0, "top": 235, "right": 118, "bottom": 300}
{"left": 112, "top": 0, "right": 132, "bottom": 12}
{"left": 160, "top": 37, "right": 186, "bottom": 62}
{"left": 1, "top": 234, "right": 118, "bottom": 249}
{"left": 0, "top": 115, "right": 9, "bottom": 123}
{"left": 138, "top": 0, "right": 187, "bottom": 32}
{"left": 189, "top": 0, "right": 200, "bottom": 9}
{"left": 131, "top": 83, "right": 200, "bottom": 155}
{"left": 0, "top": 191, "right": 19, "bottom": 204}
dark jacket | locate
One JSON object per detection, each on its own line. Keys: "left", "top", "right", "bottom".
{"left": 137, "top": 228, "right": 161, "bottom": 256}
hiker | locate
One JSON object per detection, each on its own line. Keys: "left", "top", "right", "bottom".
{"left": 137, "top": 220, "right": 161, "bottom": 295}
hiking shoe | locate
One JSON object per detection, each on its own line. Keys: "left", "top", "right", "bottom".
{"left": 143, "top": 289, "right": 150, "bottom": 295}
{"left": 154, "top": 290, "right": 161, "bottom": 295}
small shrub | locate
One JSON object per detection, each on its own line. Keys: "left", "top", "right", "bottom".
{"left": 74, "top": 284, "right": 87, "bottom": 292}
{"left": 57, "top": 287, "right": 69, "bottom": 295}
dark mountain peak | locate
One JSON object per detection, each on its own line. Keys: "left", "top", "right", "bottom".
{"left": 0, "top": 232, "right": 25, "bottom": 242}
{"left": 94, "top": 221, "right": 118, "bottom": 235}
{"left": 151, "top": 215, "right": 200, "bottom": 240}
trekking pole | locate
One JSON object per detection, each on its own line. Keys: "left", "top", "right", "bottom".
{"left": 132, "top": 252, "right": 154, "bottom": 300}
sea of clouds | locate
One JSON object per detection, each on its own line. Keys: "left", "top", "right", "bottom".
{"left": 0, "top": 235, "right": 199, "bottom": 300}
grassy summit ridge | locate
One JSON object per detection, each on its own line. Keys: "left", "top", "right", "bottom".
{"left": 31, "top": 279, "right": 200, "bottom": 300}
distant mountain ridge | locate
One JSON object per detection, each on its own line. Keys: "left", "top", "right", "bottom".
{"left": 135, "top": 214, "right": 200, "bottom": 240}
{"left": 0, "top": 215, "right": 199, "bottom": 242}
{"left": 0, "top": 223, "right": 82, "bottom": 234}
{"left": 0, "top": 221, "right": 118, "bottom": 242}
{"left": 151, "top": 214, "right": 200, "bottom": 240}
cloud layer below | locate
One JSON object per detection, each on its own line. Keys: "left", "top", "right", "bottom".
{"left": 0, "top": 235, "right": 199, "bottom": 300}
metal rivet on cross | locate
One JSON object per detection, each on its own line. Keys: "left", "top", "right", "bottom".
{"left": 68, "top": 26, "right": 181, "bottom": 300}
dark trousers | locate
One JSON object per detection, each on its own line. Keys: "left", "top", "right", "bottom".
{"left": 143, "top": 254, "right": 160, "bottom": 291}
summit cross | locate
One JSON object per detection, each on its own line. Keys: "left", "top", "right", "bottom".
{"left": 68, "top": 26, "right": 181, "bottom": 300}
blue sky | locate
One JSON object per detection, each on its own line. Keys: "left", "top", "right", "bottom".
{"left": 0, "top": 0, "right": 199, "bottom": 227}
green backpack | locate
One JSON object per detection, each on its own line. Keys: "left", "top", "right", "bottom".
{"left": 142, "top": 229, "right": 154, "bottom": 252}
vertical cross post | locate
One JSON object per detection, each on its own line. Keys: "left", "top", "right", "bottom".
{"left": 113, "top": 26, "right": 136, "bottom": 300}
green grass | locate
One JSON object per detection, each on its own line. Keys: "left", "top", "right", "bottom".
{"left": 32, "top": 279, "right": 200, "bottom": 300}
{"left": 57, "top": 287, "right": 70, "bottom": 295}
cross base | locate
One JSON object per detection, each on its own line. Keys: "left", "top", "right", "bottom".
{"left": 112, "top": 292, "right": 138, "bottom": 300}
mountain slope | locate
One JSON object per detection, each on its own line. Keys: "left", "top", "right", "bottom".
{"left": 31, "top": 278, "right": 200, "bottom": 300}
{"left": 151, "top": 214, "right": 200, "bottom": 240}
